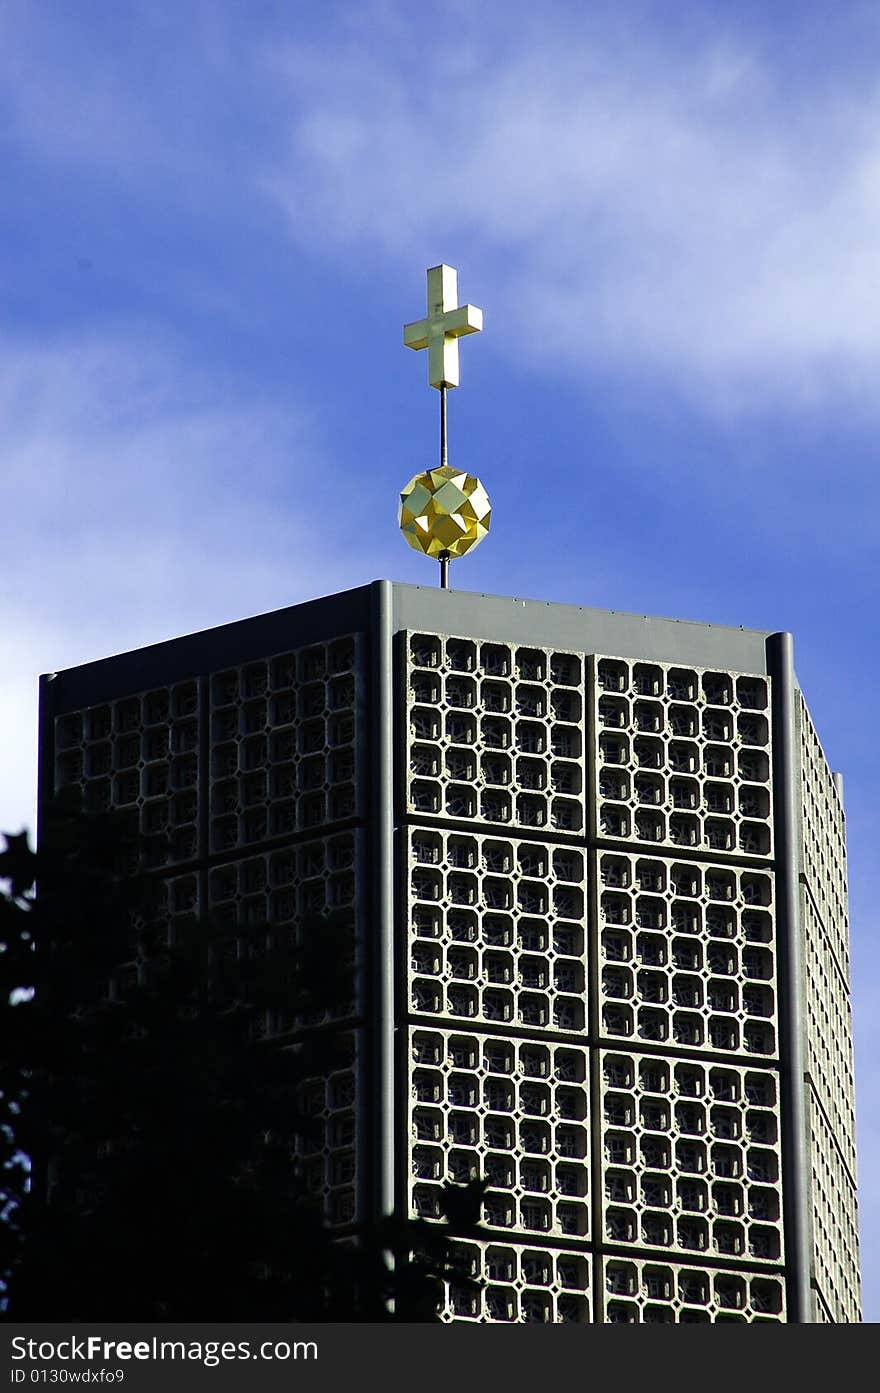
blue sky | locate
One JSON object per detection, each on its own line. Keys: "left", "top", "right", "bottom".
{"left": 1, "top": 0, "right": 878, "bottom": 1318}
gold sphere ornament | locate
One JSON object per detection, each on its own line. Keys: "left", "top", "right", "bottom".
{"left": 399, "top": 465, "right": 492, "bottom": 559}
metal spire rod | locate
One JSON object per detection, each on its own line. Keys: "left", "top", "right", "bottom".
{"left": 439, "top": 386, "right": 450, "bottom": 588}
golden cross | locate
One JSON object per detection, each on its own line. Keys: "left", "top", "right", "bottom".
{"left": 404, "top": 264, "right": 483, "bottom": 389}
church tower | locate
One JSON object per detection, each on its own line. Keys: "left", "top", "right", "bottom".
{"left": 37, "top": 266, "right": 860, "bottom": 1321}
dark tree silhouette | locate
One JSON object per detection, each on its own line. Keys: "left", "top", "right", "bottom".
{"left": 1, "top": 800, "right": 485, "bottom": 1320}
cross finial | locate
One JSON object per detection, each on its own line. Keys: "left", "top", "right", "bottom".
{"left": 404, "top": 264, "right": 483, "bottom": 388}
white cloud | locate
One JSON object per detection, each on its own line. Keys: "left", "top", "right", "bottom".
{"left": 263, "top": 15, "right": 880, "bottom": 410}
{"left": 4, "top": 3, "right": 880, "bottom": 411}
{"left": 0, "top": 330, "right": 374, "bottom": 840}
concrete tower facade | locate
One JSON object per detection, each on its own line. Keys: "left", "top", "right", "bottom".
{"left": 38, "top": 581, "right": 860, "bottom": 1322}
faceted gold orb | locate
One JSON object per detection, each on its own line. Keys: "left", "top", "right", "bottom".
{"left": 399, "top": 465, "right": 492, "bottom": 560}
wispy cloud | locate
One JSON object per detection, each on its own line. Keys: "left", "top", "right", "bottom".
{"left": 0, "top": 329, "right": 373, "bottom": 836}
{"left": 4, "top": 3, "right": 880, "bottom": 411}
{"left": 263, "top": 9, "right": 880, "bottom": 411}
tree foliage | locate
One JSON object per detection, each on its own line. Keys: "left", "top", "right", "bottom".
{"left": 1, "top": 799, "right": 484, "bottom": 1320}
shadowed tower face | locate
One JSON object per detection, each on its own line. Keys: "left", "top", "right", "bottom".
{"left": 40, "top": 582, "right": 861, "bottom": 1322}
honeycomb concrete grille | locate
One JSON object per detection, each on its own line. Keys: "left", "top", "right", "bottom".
{"left": 207, "top": 830, "right": 360, "bottom": 1029}
{"left": 601, "top": 1255, "right": 785, "bottom": 1322}
{"left": 109, "top": 869, "right": 203, "bottom": 1003}
{"left": 796, "top": 696, "right": 848, "bottom": 973}
{"left": 294, "top": 1031, "right": 360, "bottom": 1229}
{"left": 110, "top": 836, "right": 360, "bottom": 1027}
{"left": 600, "top": 1050, "right": 784, "bottom": 1266}
{"left": 54, "top": 679, "right": 201, "bottom": 869}
{"left": 128, "top": 869, "right": 201, "bottom": 955}
{"left": 802, "top": 891, "right": 857, "bottom": 1180}
{"left": 104, "top": 859, "right": 361, "bottom": 1227}
{"left": 209, "top": 636, "right": 361, "bottom": 855}
{"left": 409, "top": 1028, "right": 590, "bottom": 1242}
{"left": 439, "top": 1240, "right": 591, "bottom": 1323}
{"left": 408, "top": 829, "right": 588, "bottom": 1035}
{"left": 404, "top": 631, "right": 586, "bottom": 835}
{"left": 807, "top": 1090, "right": 861, "bottom": 1322}
{"left": 597, "top": 851, "right": 778, "bottom": 1058}
{"left": 593, "top": 656, "right": 773, "bottom": 860}
{"left": 52, "top": 634, "right": 362, "bottom": 869}
{"left": 796, "top": 695, "right": 860, "bottom": 1320}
